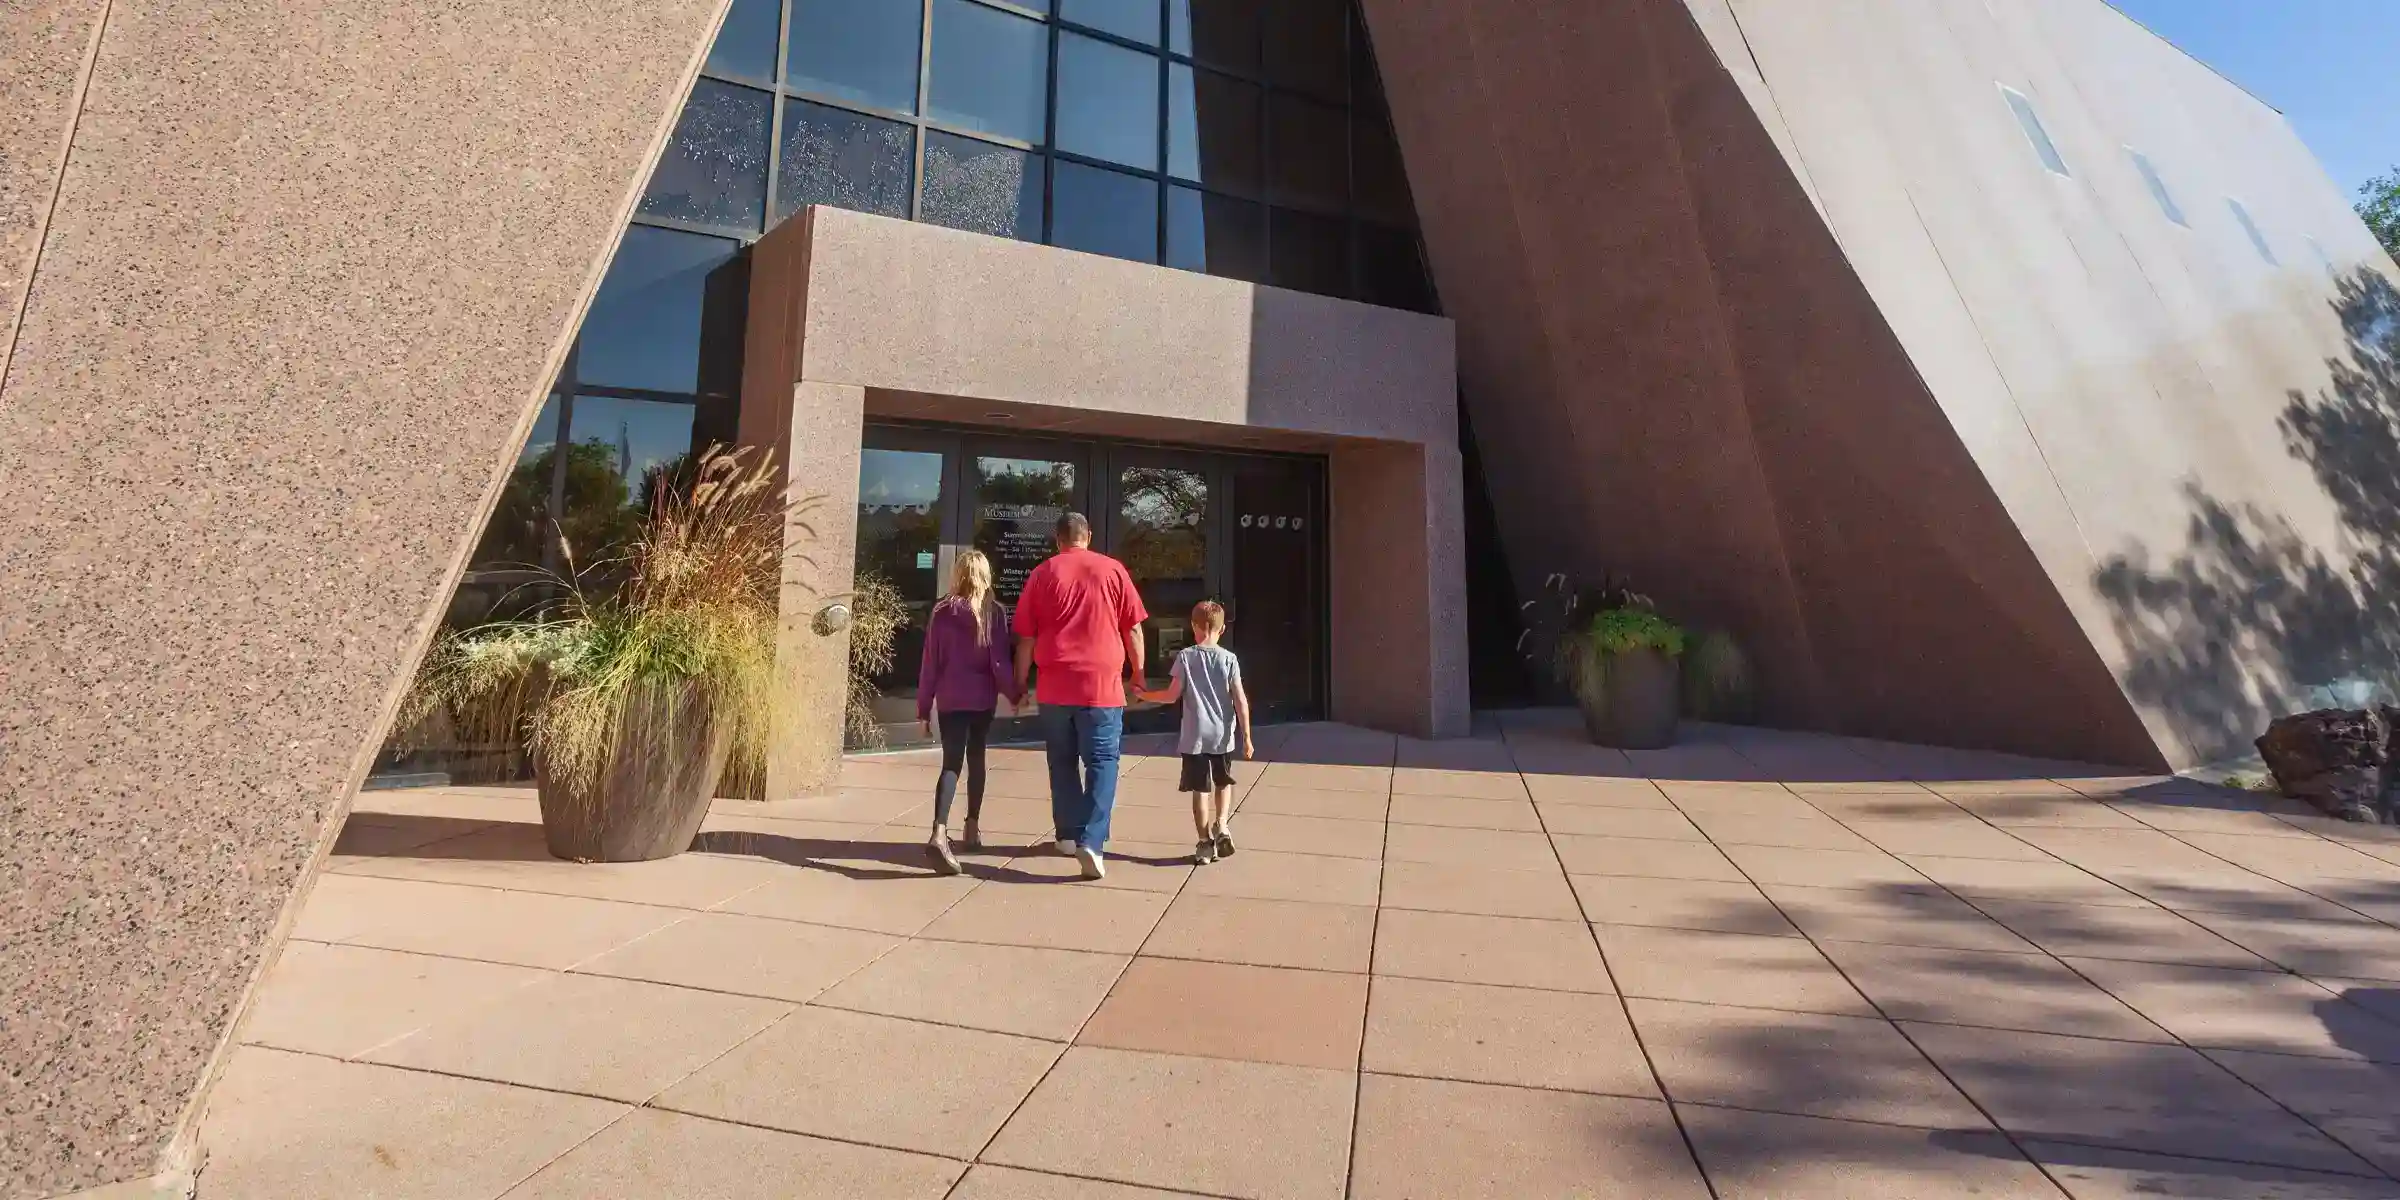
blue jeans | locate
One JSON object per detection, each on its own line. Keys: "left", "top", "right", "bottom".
{"left": 1043, "top": 704, "right": 1124, "bottom": 852}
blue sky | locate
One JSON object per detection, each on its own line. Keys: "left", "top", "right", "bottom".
{"left": 2108, "top": 0, "right": 2395, "bottom": 197}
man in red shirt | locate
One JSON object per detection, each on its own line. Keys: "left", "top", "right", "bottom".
{"left": 1013, "top": 511, "right": 1148, "bottom": 879}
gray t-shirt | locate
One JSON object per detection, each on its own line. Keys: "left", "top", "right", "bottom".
{"left": 1171, "top": 643, "right": 1242, "bottom": 755}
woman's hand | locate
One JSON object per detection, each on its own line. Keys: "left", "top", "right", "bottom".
{"left": 919, "top": 719, "right": 932, "bottom": 737}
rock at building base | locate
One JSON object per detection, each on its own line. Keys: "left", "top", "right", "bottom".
{"left": 2256, "top": 707, "right": 2395, "bottom": 822}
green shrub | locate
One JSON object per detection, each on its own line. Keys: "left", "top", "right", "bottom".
{"left": 842, "top": 570, "right": 909, "bottom": 751}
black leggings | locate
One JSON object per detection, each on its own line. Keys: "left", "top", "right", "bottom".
{"left": 933, "top": 709, "right": 995, "bottom": 829}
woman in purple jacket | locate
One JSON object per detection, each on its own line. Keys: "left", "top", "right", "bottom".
{"left": 918, "top": 548, "right": 1021, "bottom": 875}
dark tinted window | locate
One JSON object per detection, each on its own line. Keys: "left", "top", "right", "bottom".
{"left": 1168, "top": 0, "right": 1261, "bottom": 73}
{"left": 786, "top": 0, "right": 923, "bottom": 113}
{"left": 705, "top": 0, "right": 781, "bottom": 84}
{"left": 1352, "top": 113, "right": 1410, "bottom": 224}
{"left": 929, "top": 0, "right": 1050, "bottom": 144}
{"left": 1269, "top": 206, "right": 1348, "bottom": 297}
{"left": 775, "top": 100, "right": 915, "bottom": 223}
{"left": 1168, "top": 65, "right": 1262, "bottom": 194}
{"left": 921, "top": 131, "right": 1043, "bottom": 240}
{"left": 1265, "top": 0, "right": 1346, "bottom": 100}
{"left": 1166, "top": 186, "right": 1265, "bottom": 281}
{"left": 640, "top": 80, "right": 773, "bottom": 232}
{"left": 1355, "top": 223, "right": 1431, "bottom": 312}
{"left": 1052, "top": 161, "right": 1160, "bottom": 263}
{"left": 1057, "top": 33, "right": 1161, "bottom": 169}
{"left": 580, "top": 226, "right": 745, "bottom": 393}
{"left": 1063, "top": 0, "right": 1160, "bottom": 45}
{"left": 1269, "top": 94, "right": 1347, "bottom": 211}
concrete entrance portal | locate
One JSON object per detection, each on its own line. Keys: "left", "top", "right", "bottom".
{"left": 739, "top": 206, "right": 1468, "bottom": 796}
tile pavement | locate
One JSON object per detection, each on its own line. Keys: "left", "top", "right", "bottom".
{"left": 196, "top": 716, "right": 2400, "bottom": 1197}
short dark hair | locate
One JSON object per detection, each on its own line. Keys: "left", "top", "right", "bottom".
{"left": 1055, "top": 511, "right": 1092, "bottom": 542}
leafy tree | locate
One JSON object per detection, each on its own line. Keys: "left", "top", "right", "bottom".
{"left": 2361, "top": 169, "right": 2400, "bottom": 262}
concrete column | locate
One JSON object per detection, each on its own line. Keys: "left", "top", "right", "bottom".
{"left": 1328, "top": 440, "right": 1471, "bottom": 738}
{"left": 764, "top": 379, "right": 866, "bottom": 799}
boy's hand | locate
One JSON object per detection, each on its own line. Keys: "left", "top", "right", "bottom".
{"left": 1241, "top": 736, "right": 1255, "bottom": 760}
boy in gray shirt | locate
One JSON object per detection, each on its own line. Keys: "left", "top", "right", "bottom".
{"left": 1136, "top": 600, "right": 1253, "bottom": 863}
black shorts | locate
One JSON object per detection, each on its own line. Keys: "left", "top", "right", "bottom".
{"left": 1178, "top": 753, "right": 1238, "bottom": 792}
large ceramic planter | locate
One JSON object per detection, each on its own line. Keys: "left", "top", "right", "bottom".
{"left": 532, "top": 681, "right": 733, "bottom": 862}
{"left": 1576, "top": 647, "right": 1681, "bottom": 750}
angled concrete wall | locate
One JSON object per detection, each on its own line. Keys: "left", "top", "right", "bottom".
{"left": 0, "top": 2, "right": 725, "bottom": 1194}
{"left": 1363, "top": 0, "right": 2398, "bottom": 768}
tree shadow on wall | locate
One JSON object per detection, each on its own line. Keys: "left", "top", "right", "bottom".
{"left": 2093, "top": 267, "right": 2400, "bottom": 763}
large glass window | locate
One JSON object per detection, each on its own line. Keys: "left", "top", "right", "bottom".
{"left": 706, "top": 0, "right": 782, "bottom": 84}
{"left": 776, "top": 100, "right": 915, "bottom": 222}
{"left": 1269, "top": 206, "right": 1349, "bottom": 297}
{"left": 1269, "top": 94, "right": 1347, "bottom": 211}
{"left": 1057, "top": 33, "right": 1161, "bottom": 169}
{"left": 1169, "top": 0, "right": 1262, "bottom": 73}
{"left": 577, "top": 226, "right": 745, "bottom": 394}
{"left": 1166, "top": 186, "right": 1265, "bottom": 281}
{"left": 1265, "top": 0, "right": 1346, "bottom": 100}
{"left": 639, "top": 79, "right": 772, "bottom": 233}
{"left": 1169, "top": 66, "right": 1261, "bottom": 194}
{"left": 1062, "top": 0, "right": 1160, "bottom": 45}
{"left": 921, "top": 131, "right": 1044, "bottom": 241}
{"left": 786, "top": 0, "right": 923, "bottom": 113}
{"left": 929, "top": 0, "right": 1050, "bottom": 144}
{"left": 1054, "top": 161, "right": 1160, "bottom": 263}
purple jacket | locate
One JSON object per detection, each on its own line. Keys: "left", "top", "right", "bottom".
{"left": 916, "top": 595, "right": 1019, "bottom": 720}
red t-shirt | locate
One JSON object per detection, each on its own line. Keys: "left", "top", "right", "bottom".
{"left": 1012, "top": 547, "right": 1148, "bottom": 708}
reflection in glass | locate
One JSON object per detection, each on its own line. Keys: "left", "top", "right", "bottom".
{"left": 1269, "top": 206, "right": 1349, "bottom": 298}
{"left": 857, "top": 448, "right": 947, "bottom": 705}
{"left": 705, "top": 0, "right": 782, "bottom": 83}
{"left": 921, "top": 132, "right": 1043, "bottom": 241}
{"left": 1269, "top": 94, "right": 1348, "bottom": 211}
{"left": 786, "top": 0, "right": 923, "bottom": 113}
{"left": 639, "top": 79, "right": 772, "bottom": 232}
{"left": 466, "top": 395, "right": 565, "bottom": 576}
{"left": 929, "top": 0, "right": 1050, "bottom": 144}
{"left": 1052, "top": 161, "right": 1160, "bottom": 264}
{"left": 1119, "top": 465, "right": 1209, "bottom": 686}
{"left": 1165, "top": 186, "right": 1264, "bottom": 281}
{"left": 1057, "top": 34, "right": 1162, "bottom": 170}
{"left": 1168, "top": 0, "right": 1261, "bottom": 73}
{"left": 1062, "top": 0, "right": 1160, "bottom": 45}
{"left": 578, "top": 226, "right": 744, "bottom": 393}
{"left": 528, "top": 395, "right": 700, "bottom": 579}
{"left": 775, "top": 100, "right": 914, "bottom": 223}
{"left": 1168, "top": 65, "right": 1262, "bottom": 194}
{"left": 973, "top": 457, "right": 1079, "bottom": 606}
{"left": 1265, "top": 0, "right": 1347, "bottom": 99}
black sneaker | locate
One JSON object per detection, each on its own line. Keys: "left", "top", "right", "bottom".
{"left": 1213, "top": 828, "right": 1236, "bottom": 859}
{"left": 1195, "top": 838, "right": 1218, "bottom": 865}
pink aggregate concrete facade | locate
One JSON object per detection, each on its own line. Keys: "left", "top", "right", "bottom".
{"left": 0, "top": 2, "right": 728, "bottom": 1194}
{"left": 1361, "top": 0, "right": 2400, "bottom": 770}
{"left": 738, "top": 208, "right": 1467, "bottom": 793}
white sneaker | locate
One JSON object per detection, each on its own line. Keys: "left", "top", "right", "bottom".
{"left": 1055, "top": 838, "right": 1077, "bottom": 857}
{"left": 1075, "top": 845, "right": 1106, "bottom": 880}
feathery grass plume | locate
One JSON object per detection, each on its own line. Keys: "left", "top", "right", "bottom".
{"left": 400, "top": 445, "right": 820, "bottom": 802}
{"left": 842, "top": 570, "right": 909, "bottom": 750}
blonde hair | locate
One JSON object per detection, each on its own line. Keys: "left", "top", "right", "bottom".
{"left": 1190, "top": 600, "right": 1226, "bottom": 636}
{"left": 950, "top": 549, "right": 998, "bottom": 646}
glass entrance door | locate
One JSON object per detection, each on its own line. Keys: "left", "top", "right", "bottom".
{"left": 1225, "top": 457, "right": 1322, "bottom": 725}
{"left": 1107, "top": 450, "right": 1214, "bottom": 735}
{"left": 853, "top": 423, "right": 1322, "bottom": 750}
{"left": 855, "top": 434, "right": 950, "bottom": 727}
